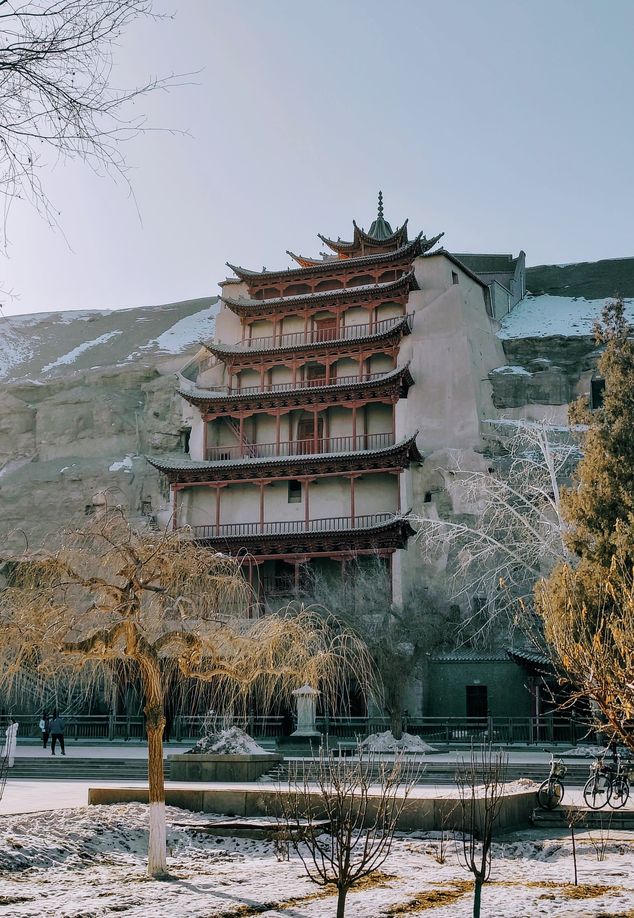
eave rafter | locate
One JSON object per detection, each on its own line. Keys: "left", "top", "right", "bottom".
{"left": 203, "top": 314, "right": 412, "bottom": 364}
{"left": 220, "top": 272, "right": 419, "bottom": 318}
{"left": 227, "top": 236, "right": 425, "bottom": 285}
{"left": 192, "top": 515, "right": 416, "bottom": 557}
{"left": 146, "top": 434, "right": 422, "bottom": 485}
{"left": 178, "top": 365, "right": 414, "bottom": 415}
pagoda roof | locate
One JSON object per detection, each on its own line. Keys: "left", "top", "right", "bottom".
{"left": 191, "top": 512, "right": 416, "bottom": 557}
{"left": 226, "top": 234, "right": 435, "bottom": 285}
{"left": 318, "top": 219, "right": 410, "bottom": 256}
{"left": 178, "top": 364, "right": 414, "bottom": 413}
{"left": 203, "top": 314, "right": 412, "bottom": 360}
{"left": 146, "top": 434, "right": 422, "bottom": 484}
{"left": 220, "top": 272, "right": 418, "bottom": 317}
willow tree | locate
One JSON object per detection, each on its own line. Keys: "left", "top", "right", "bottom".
{"left": 537, "top": 299, "right": 634, "bottom": 747}
{"left": 0, "top": 509, "right": 374, "bottom": 877}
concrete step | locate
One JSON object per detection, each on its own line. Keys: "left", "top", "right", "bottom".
{"left": 9, "top": 757, "right": 166, "bottom": 781}
{"left": 532, "top": 806, "right": 634, "bottom": 829}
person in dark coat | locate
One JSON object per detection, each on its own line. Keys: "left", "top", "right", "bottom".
{"left": 49, "top": 712, "right": 65, "bottom": 756}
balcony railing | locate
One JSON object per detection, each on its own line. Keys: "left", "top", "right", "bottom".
{"left": 206, "top": 431, "right": 394, "bottom": 462}
{"left": 193, "top": 512, "right": 394, "bottom": 541}
{"left": 237, "top": 314, "right": 412, "bottom": 351}
{"left": 198, "top": 370, "right": 390, "bottom": 399}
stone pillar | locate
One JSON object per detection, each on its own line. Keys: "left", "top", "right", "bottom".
{"left": 291, "top": 684, "right": 320, "bottom": 738}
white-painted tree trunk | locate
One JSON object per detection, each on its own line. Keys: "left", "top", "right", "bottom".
{"left": 147, "top": 800, "right": 167, "bottom": 877}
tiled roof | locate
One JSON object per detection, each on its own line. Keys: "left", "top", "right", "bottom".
{"left": 179, "top": 364, "right": 413, "bottom": 406}
{"left": 146, "top": 433, "right": 421, "bottom": 475}
{"left": 220, "top": 272, "right": 418, "bottom": 314}
{"left": 203, "top": 315, "right": 412, "bottom": 358}
{"left": 226, "top": 236, "right": 425, "bottom": 283}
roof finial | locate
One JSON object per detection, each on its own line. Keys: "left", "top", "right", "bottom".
{"left": 378, "top": 190, "right": 384, "bottom": 219}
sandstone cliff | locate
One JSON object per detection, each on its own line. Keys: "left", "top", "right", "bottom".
{"left": 0, "top": 297, "right": 217, "bottom": 550}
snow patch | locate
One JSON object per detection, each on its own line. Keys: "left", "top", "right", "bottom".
{"left": 490, "top": 365, "right": 532, "bottom": 376}
{"left": 109, "top": 455, "right": 135, "bottom": 473}
{"left": 134, "top": 303, "right": 219, "bottom": 356}
{"left": 360, "top": 731, "right": 437, "bottom": 754}
{"left": 499, "top": 294, "right": 634, "bottom": 339}
{"left": 186, "top": 726, "right": 270, "bottom": 756}
{"left": 41, "top": 331, "right": 122, "bottom": 372}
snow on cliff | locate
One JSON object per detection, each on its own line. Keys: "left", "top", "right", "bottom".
{"left": 498, "top": 294, "right": 634, "bottom": 339}
{"left": 0, "top": 297, "right": 219, "bottom": 382}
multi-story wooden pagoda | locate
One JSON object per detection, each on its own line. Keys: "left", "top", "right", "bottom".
{"left": 150, "top": 193, "right": 501, "bottom": 608}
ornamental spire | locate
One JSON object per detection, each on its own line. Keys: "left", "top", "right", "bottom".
{"left": 368, "top": 189, "right": 393, "bottom": 241}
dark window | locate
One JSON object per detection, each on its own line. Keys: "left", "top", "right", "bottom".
{"left": 591, "top": 378, "right": 605, "bottom": 410}
{"left": 466, "top": 685, "right": 488, "bottom": 719}
{"left": 452, "top": 271, "right": 459, "bottom": 285}
{"left": 180, "top": 427, "right": 191, "bottom": 453}
{"left": 288, "top": 480, "right": 302, "bottom": 503}
{"left": 424, "top": 491, "right": 433, "bottom": 503}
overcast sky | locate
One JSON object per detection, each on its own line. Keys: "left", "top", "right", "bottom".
{"left": 2, "top": 0, "right": 633, "bottom": 316}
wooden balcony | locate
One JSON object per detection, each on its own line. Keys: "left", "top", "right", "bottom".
{"left": 195, "top": 370, "right": 388, "bottom": 399}
{"left": 192, "top": 512, "right": 415, "bottom": 557}
{"left": 193, "top": 512, "right": 393, "bottom": 541}
{"left": 236, "top": 314, "right": 413, "bottom": 351}
{"left": 205, "top": 431, "right": 394, "bottom": 462}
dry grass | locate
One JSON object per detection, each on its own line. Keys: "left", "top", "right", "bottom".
{"left": 213, "top": 870, "right": 398, "bottom": 916}
{"left": 385, "top": 880, "right": 472, "bottom": 914}
{"left": 540, "top": 883, "right": 616, "bottom": 901}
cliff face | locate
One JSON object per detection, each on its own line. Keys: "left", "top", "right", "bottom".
{"left": 0, "top": 297, "right": 218, "bottom": 550}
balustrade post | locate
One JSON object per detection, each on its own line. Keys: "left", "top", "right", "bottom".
{"left": 108, "top": 714, "right": 115, "bottom": 741}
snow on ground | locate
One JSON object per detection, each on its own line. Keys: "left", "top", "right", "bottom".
{"left": 1, "top": 802, "right": 634, "bottom": 917}
{"left": 187, "top": 727, "right": 271, "bottom": 756}
{"left": 133, "top": 301, "right": 220, "bottom": 355}
{"left": 108, "top": 455, "right": 137, "bottom": 473}
{"left": 498, "top": 294, "right": 634, "bottom": 339}
{"left": 360, "top": 731, "right": 438, "bottom": 754}
{"left": 40, "top": 331, "right": 122, "bottom": 372}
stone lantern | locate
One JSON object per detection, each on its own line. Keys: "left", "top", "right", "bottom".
{"left": 291, "top": 684, "right": 320, "bottom": 738}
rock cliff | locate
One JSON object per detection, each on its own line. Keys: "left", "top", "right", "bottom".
{"left": 0, "top": 297, "right": 218, "bottom": 550}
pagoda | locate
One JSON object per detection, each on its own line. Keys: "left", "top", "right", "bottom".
{"left": 150, "top": 194, "right": 444, "bottom": 605}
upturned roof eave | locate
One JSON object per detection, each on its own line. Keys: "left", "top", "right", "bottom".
{"left": 225, "top": 235, "right": 425, "bottom": 285}
{"left": 220, "top": 271, "right": 419, "bottom": 315}
{"left": 202, "top": 315, "right": 412, "bottom": 359}
{"left": 178, "top": 363, "right": 413, "bottom": 407}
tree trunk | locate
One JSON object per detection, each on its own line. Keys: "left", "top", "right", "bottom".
{"left": 146, "top": 717, "right": 167, "bottom": 877}
{"left": 336, "top": 885, "right": 348, "bottom": 918}
{"left": 390, "top": 710, "right": 403, "bottom": 742}
{"left": 473, "top": 877, "right": 483, "bottom": 918}
{"left": 141, "top": 660, "right": 168, "bottom": 879}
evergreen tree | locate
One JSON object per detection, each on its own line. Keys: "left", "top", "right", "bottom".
{"left": 537, "top": 298, "right": 634, "bottom": 749}
{"left": 563, "top": 297, "right": 634, "bottom": 564}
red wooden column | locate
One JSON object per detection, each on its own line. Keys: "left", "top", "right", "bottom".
{"left": 259, "top": 482, "right": 265, "bottom": 532}
{"left": 352, "top": 405, "right": 357, "bottom": 450}
{"left": 203, "top": 415, "right": 209, "bottom": 460}
{"left": 313, "top": 410, "right": 319, "bottom": 452}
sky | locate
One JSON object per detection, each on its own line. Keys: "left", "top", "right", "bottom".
{"left": 2, "top": 0, "right": 633, "bottom": 316}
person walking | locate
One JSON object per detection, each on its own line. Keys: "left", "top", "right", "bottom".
{"left": 39, "top": 712, "right": 50, "bottom": 750}
{"left": 49, "top": 712, "right": 65, "bottom": 756}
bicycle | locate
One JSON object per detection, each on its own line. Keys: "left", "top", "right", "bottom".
{"left": 583, "top": 756, "right": 614, "bottom": 809}
{"left": 537, "top": 756, "right": 567, "bottom": 809}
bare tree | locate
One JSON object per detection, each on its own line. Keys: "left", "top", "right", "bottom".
{"left": 413, "top": 420, "right": 575, "bottom": 645}
{"left": 300, "top": 560, "right": 448, "bottom": 738}
{"left": 278, "top": 749, "right": 418, "bottom": 918}
{"left": 0, "top": 508, "right": 375, "bottom": 877}
{"left": 0, "top": 0, "right": 177, "bottom": 233}
{"left": 455, "top": 744, "right": 508, "bottom": 918}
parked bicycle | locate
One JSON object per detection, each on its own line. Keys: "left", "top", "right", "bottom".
{"left": 538, "top": 756, "right": 567, "bottom": 809}
{"left": 583, "top": 752, "right": 634, "bottom": 810}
